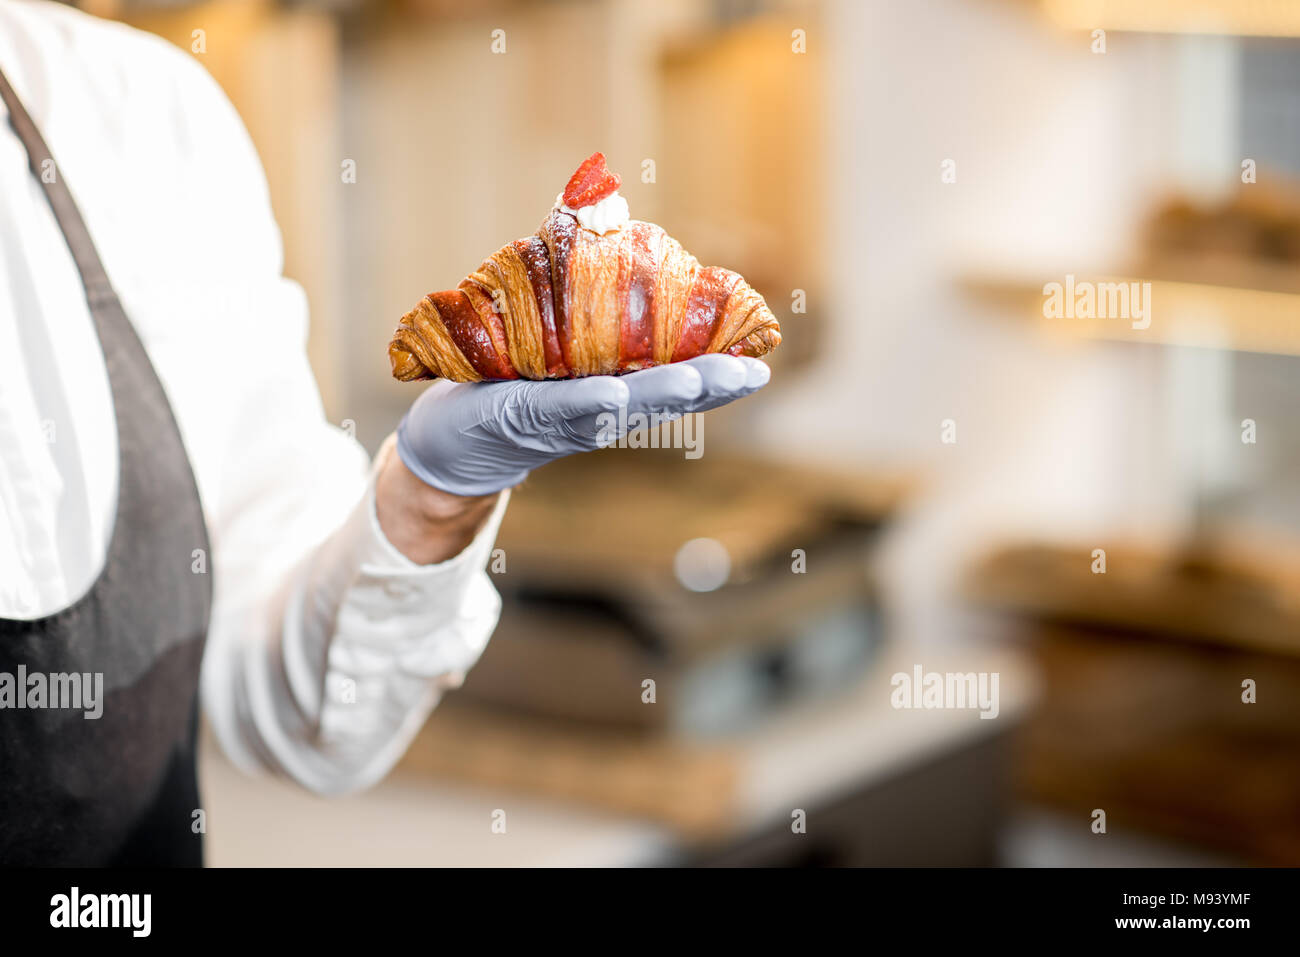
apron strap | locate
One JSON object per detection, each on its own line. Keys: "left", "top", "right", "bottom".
{"left": 0, "top": 66, "right": 119, "bottom": 309}
{"left": 0, "top": 62, "right": 213, "bottom": 866}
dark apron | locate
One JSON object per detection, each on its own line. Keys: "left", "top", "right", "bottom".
{"left": 0, "top": 67, "right": 213, "bottom": 866}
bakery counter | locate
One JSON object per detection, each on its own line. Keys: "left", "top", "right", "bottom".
{"left": 199, "top": 643, "right": 1037, "bottom": 867}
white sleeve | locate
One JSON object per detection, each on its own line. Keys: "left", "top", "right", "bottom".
{"left": 203, "top": 435, "right": 511, "bottom": 796}
{"left": 106, "top": 29, "right": 513, "bottom": 794}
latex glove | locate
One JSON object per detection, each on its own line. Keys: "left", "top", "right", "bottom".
{"left": 396, "top": 354, "right": 771, "bottom": 496}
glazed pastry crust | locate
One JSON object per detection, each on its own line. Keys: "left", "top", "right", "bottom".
{"left": 389, "top": 209, "right": 782, "bottom": 382}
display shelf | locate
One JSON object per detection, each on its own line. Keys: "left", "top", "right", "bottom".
{"left": 963, "top": 272, "right": 1300, "bottom": 356}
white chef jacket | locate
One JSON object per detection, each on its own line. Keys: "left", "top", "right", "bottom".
{"left": 0, "top": 0, "right": 508, "bottom": 794}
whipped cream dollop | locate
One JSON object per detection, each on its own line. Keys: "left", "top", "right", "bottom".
{"left": 557, "top": 190, "right": 630, "bottom": 235}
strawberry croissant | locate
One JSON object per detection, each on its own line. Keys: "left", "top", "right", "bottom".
{"left": 388, "top": 153, "right": 781, "bottom": 382}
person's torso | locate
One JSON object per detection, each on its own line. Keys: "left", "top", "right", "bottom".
{"left": 0, "top": 2, "right": 219, "bottom": 865}
{"left": 0, "top": 0, "right": 281, "bottom": 618}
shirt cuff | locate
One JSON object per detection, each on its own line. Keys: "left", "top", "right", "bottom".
{"left": 360, "top": 432, "right": 510, "bottom": 575}
{"left": 277, "top": 433, "right": 510, "bottom": 728}
{"left": 330, "top": 433, "right": 510, "bottom": 671}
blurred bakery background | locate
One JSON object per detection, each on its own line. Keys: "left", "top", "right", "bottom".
{"left": 88, "top": 0, "right": 1300, "bottom": 865}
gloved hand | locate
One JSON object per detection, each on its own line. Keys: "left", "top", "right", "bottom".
{"left": 396, "top": 354, "right": 770, "bottom": 496}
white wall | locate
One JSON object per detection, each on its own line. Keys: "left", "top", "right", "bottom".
{"left": 752, "top": 0, "right": 1214, "bottom": 642}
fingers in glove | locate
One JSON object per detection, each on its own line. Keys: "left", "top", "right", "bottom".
{"left": 487, "top": 375, "right": 631, "bottom": 454}
{"left": 680, "top": 355, "right": 771, "bottom": 413}
{"left": 496, "top": 375, "right": 630, "bottom": 423}
{"left": 562, "top": 364, "right": 704, "bottom": 449}
{"left": 619, "top": 362, "right": 706, "bottom": 416}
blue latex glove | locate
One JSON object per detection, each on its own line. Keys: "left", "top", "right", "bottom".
{"left": 396, "top": 354, "right": 771, "bottom": 496}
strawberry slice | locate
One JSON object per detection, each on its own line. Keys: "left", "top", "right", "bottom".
{"left": 562, "top": 152, "right": 622, "bottom": 209}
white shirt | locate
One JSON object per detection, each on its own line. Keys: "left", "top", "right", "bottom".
{"left": 0, "top": 0, "right": 508, "bottom": 794}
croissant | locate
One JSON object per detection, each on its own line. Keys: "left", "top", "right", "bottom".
{"left": 389, "top": 153, "right": 781, "bottom": 382}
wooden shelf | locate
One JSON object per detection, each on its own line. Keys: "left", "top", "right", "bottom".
{"left": 1039, "top": 0, "right": 1300, "bottom": 38}
{"left": 964, "top": 539, "right": 1300, "bottom": 657}
{"left": 963, "top": 272, "right": 1300, "bottom": 356}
